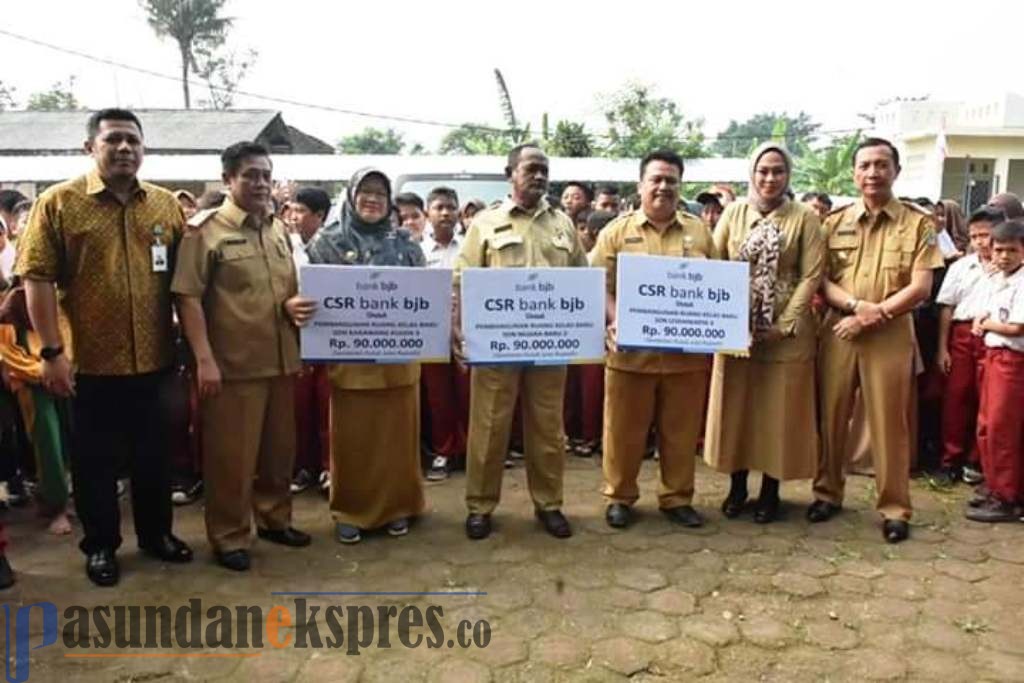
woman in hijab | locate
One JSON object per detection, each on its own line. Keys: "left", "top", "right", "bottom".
{"left": 703, "top": 143, "right": 824, "bottom": 523}
{"left": 934, "top": 199, "right": 968, "bottom": 256}
{"left": 306, "top": 168, "right": 426, "bottom": 543}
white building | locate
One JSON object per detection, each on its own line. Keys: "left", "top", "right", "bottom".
{"left": 872, "top": 93, "right": 1024, "bottom": 209}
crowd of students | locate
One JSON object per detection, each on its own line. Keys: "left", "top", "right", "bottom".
{"left": 0, "top": 107, "right": 1022, "bottom": 591}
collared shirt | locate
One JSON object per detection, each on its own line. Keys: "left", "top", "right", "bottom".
{"left": 936, "top": 253, "right": 993, "bottom": 321}
{"left": 289, "top": 232, "right": 310, "bottom": 271}
{"left": 171, "top": 198, "right": 300, "bottom": 380}
{"left": 714, "top": 200, "right": 823, "bottom": 362}
{"left": 15, "top": 169, "right": 185, "bottom": 375}
{"left": 454, "top": 197, "right": 587, "bottom": 285}
{"left": 590, "top": 209, "right": 717, "bottom": 374}
{"left": 421, "top": 232, "right": 462, "bottom": 269}
{"left": 979, "top": 266, "right": 1024, "bottom": 352}
{"left": 823, "top": 197, "right": 944, "bottom": 304}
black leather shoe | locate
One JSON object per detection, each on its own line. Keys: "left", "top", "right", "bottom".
{"left": 216, "top": 549, "right": 251, "bottom": 572}
{"left": 465, "top": 513, "right": 491, "bottom": 540}
{"left": 721, "top": 494, "right": 747, "bottom": 519}
{"left": 140, "top": 534, "right": 194, "bottom": 563}
{"left": 257, "top": 527, "right": 312, "bottom": 547}
{"left": 662, "top": 505, "right": 705, "bottom": 528}
{"left": 536, "top": 509, "right": 573, "bottom": 538}
{"left": 86, "top": 549, "right": 119, "bottom": 587}
{"left": 0, "top": 556, "right": 14, "bottom": 590}
{"left": 605, "top": 503, "right": 631, "bottom": 529}
{"left": 753, "top": 496, "right": 781, "bottom": 524}
{"left": 806, "top": 500, "right": 841, "bottom": 523}
{"left": 883, "top": 520, "right": 909, "bottom": 543}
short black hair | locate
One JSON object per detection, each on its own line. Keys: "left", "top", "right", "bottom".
{"left": 574, "top": 208, "right": 592, "bottom": 226}
{"left": 394, "top": 192, "right": 424, "bottom": 212}
{"left": 564, "top": 181, "right": 594, "bottom": 202}
{"left": 221, "top": 141, "right": 271, "bottom": 177}
{"left": 969, "top": 205, "right": 1005, "bottom": 225}
{"left": 914, "top": 197, "right": 935, "bottom": 210}
{"left": 294, "top": 187, "right": 332, "bottom": 221}
{"left": 640, "top": 150, "right": 685, "bottom": 179}
{"left": 801, "top": 191, "right": 833, "bottom": 208}
{"left": 596, "top": 184, "right": 619, "bottom": 197}
{"left": 0, "top": 190, "right": 27, "bottom": 214}
{"left": 991, "top": 219, "right": 1024, "bottom": 244}
{"left": 87, "top": 108, "right": 143, "bottom": 139}
{"left": 853, "top": 137, "right": 900, "bottom": 169}
{"left": 505, "top": 142, "right": 544, "bottom": 176}
{"left": 587, "top": 210, "right": 617, "bottom": 234}
{"left": 427, "top": 186, "right": 459, "bottom": 207}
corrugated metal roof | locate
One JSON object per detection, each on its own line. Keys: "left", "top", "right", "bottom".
{"left": 0, "top": 109, "right": 281, "bottom": 153}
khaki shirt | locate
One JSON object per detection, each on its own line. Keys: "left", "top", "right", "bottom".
{"left": 591, "top": 209, "right": 716, "bottom": 374}
{"left": 714, "top": 200, "right": 824, "bottom": 362}
{"left": 454, "top": 197, "right": 588, "bottom": 284}
{"left": 171, "top": 199, "right": 300, "bottom": 380}
{"left": 824, "top": 197, "right": 943, "bottom": 305}
{"left": 15, "top": 169, "right": 184, "bottom": 376}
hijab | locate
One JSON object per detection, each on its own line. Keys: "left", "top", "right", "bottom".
{"left": 936, "top": 199, "right": 968, "bottom": 253}
{"left": 747, "top": 142, "right": 793, "bottom": 215}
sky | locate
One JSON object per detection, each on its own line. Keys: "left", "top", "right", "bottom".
{"left": 2, "top": 0, "right": 1023, "bottom": 153}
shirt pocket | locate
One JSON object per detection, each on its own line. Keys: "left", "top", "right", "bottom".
{"left": 216, "top": 240, "right": 261, "bottom": 292}
{"left": 881, "top": 234, "right": 916, "bottom": 290}
{"left": 488, "top": 233, "right": 526, "bottom": 268}
{"left": 541, "top": 231, "right": 573, "bottom": 267}
{"left": 827, "top": 233, "right": 859, "bottom": 275}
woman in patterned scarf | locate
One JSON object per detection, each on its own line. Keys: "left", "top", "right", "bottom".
{"left": 703, "top": 142, "right": 825, "bottom": 523}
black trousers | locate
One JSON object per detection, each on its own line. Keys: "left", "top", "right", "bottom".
{"left": 72, "top": 371, "right": 173, "bottom": 554}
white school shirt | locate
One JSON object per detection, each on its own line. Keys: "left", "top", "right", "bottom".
{"left": 980, "top": 266, "right": 1024, "bottom": 352}
{"left": 420, "top": 233, "right": 461, "bottom": 270}
{"left": 936, "top": 253, "right": 992, "bottom": 321}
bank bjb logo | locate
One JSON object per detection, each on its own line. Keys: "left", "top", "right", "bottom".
{"left": 3, "top": 603, "right": 58, "bottom": 683}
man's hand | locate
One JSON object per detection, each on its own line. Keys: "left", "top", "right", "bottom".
{"left": 451, "top": 323, "right": 467, "bottom": 370}
{"left": 606, "top": 321, "right": 618, "bottom": 353}
{"left": 42, "top": 354, "right": 75, "bottom": 397}
{"left": 855, "top": 301, "right": 888, "bottom": 328}
{"left": 936, "top": 348, "right": 952, "bottom": 374}
{"left": 196, "top": 356, "right": 222, "bottom": 398}
{"left": 972, "top": 314, "right": 989, "bottom": 337}
{"left": 284, "top": 296, "right": 317, "bottom": 327}
{"left": 832, "top": 316, "right": 865, "bottom": 341}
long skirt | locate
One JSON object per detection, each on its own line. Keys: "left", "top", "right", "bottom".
{"left": 704, "top": 354, "right": 818, "bottom": 481}
{"left": 329, "top": 383, "right": 426, "bottom": 529}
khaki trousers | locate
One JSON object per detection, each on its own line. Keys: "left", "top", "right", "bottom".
{"left": 815, "top": 317, "right": 915, "bottom": 520}
{"left": 602, "top": 367, "right": 708, "bottom": 508}
{"left": 202, "top": 375, "right": 295, "bottom": 552}
{"left": 465, "top": 365, "right": 566, "bottom": 514}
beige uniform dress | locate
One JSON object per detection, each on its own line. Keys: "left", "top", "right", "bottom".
{"left": 704, "top": 200, "right": 824, "bottom": 480}
{"left": 591, "top": 210, "right": 715, "bottom": 509}
{"left": 814, "top": 198, "right": 943, "bottom": 520}
{"left": 171, "top": 199, "right": 301, "bottom": 553}
{"left": 455, "top": 197, "right": 587, "bottom": 515}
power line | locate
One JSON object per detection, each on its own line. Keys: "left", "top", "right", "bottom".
{"left": 0, "top": 27, "right": 866, "bottom": 146}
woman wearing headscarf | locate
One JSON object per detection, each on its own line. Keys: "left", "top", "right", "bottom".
{"left": 704, "top": 143, "right": 824, "bottom": 523}
{"left": 306, "top": 168, "right": 427, "bottom": 543}
{"left": 934, "top": 199, "right": 968, "bottom": 256}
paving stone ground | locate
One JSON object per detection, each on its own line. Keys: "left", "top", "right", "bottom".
{"left": 3, "top": 457, "right": 1024, "bottom": 682}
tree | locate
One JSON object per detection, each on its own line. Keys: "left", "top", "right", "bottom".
{"left": 0, "top": 81, "right": 16, "bottom": 111}
{"left": 140, "top": 0, "right": 232, "bottom": 109}
{"left": 544, "top": 120, "right": 594, "bottom": 158}
{"left": 712, "top": 112, "right": 821, "bottom": 157}
{"left": 26, "top": 77, "right": 81, "bottom": 111}
{"left": 337, "top": 127, "right": 408, "bottom": 154}
{"left": 438, "top": 124, "right": 515, "bottom": 155}
{"left": 792, "top": 133, "right": 862, "bottom": 196}
{"left": 600, "top": 82, "right": 707, "bottom": 159}
{"left": 194, "top": 47, "right": 258, "bottom": 109}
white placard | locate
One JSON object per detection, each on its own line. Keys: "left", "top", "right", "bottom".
{"left": 300, "top": 265, "right": 452, "bottom": 363}
{"left": 615, "top": 254, "right": 750, "bottom": 354}
{"left": 461, "top": 268, "right": 605, "bottom": 365}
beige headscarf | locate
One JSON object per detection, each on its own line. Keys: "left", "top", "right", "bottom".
{"left": 747, "top": 142, "right": 793, "bottom": 215}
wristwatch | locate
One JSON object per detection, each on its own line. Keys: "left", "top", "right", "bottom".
{"left": 845, "top": 297, "right": 860, "bottom": 314}
{"left": 40, "top": 345, "right": 64, "bottom": 361}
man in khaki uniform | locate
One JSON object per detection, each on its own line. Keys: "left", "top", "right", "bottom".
{"left": 810, "top": 137, "right": 943, "bottom": 543}
{"left": 592, "top": 150, "right": 716, "bottom": 530}
{"left": 173, "top": 141, "right": 316, "bottom": 571}
{"left": 455, "top": 144, "right": 588, "bottom": 540}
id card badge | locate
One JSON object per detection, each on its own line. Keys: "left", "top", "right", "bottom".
{"left": 151, "top": 243, "right": 168, "bottom": 272}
